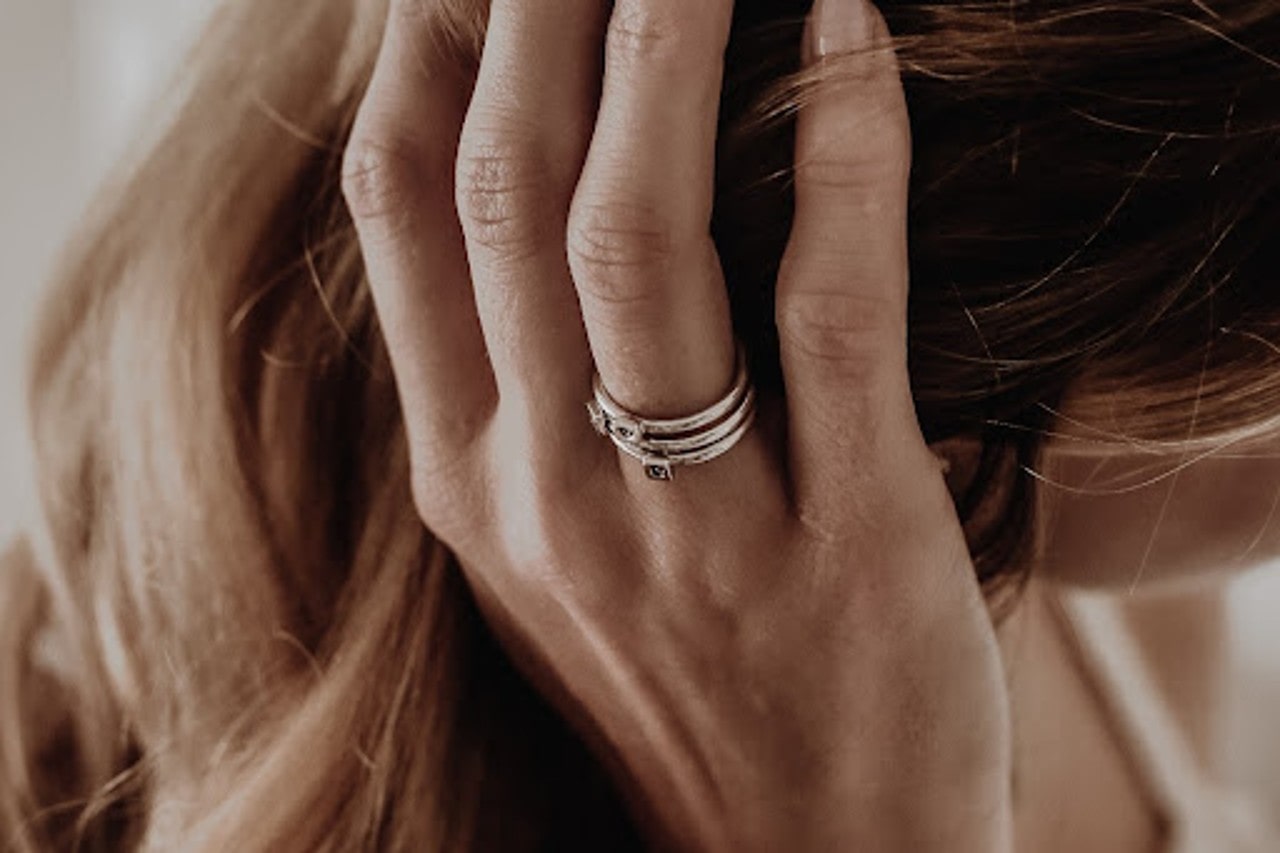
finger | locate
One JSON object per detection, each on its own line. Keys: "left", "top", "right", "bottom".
{"left": 567, "top": 2, "right": 739, "bottom": 426}
{"left": 343, "top": 1, "right": 493, "bottom": 480}
{"left": 456, "top": 1, "right": 607, "bottom": 450}
{"left": 778, "top": 0, "right": 925, "bottom": 521}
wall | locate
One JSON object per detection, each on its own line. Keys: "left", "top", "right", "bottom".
{"left": 0, "top": 0, "right": 215, "bottom": 540}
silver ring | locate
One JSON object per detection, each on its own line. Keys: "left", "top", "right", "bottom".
{"left": 585, "top": 343, "right": 758, "bottom": 482}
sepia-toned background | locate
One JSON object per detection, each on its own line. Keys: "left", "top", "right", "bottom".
{"left": 2, "top": 0, "right": 1278, "bottom": 815}
{"left": 0, "top": 0, "right": 215, "bottom": 541}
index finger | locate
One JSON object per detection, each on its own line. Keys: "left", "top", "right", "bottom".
{"left": 343, "top": 2, "right": 496, "bottom": 477}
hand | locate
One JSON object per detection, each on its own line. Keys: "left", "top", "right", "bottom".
{"left": 342, "top": 0, "right": 1012, "bottom": 849}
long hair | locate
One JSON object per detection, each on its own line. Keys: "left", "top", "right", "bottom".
{"left": 3, "top": 0, "right": 1277, "bottom": 848}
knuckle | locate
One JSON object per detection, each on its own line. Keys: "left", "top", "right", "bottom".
{"left": 796, "top": 146, "right": 909, "bottom": 198}
{"left": 410, "top": 457, "right": 486, "bottom": 550}
{"left": 567, "top": 198, "right": 675, "bottom": 305}
{"left": 799, "top": 103, "right": 912, "bottom": 191}
{"left": 486, "top": 475, "right": 567, "bottom": 570}
{"left": 777, "top": 290, "right": 903, "bottom": 382}
{"left": 796, "top": 156, "right": 867, "bottom": 193}
{"left": 455, "top": 134, "right": 556, "bottom": 262}
{"left": 342, "top": 130, "right": 446, "bottom": 226}
{"left": 491, "top": 484, "right": 623, "bottom": 608}
{"left": 406, "top": 409, "right": 493, "bottom": 538}
{"left": 605, "top": 5, "right": 693, "bottom": 67}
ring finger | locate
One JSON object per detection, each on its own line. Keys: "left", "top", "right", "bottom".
{"left": 566, "top": 2, "right": 744, "bottom": 476}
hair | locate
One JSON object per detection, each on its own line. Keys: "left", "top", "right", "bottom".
{"left": 1, "top": 0, "right": 1277, "bottom": 848}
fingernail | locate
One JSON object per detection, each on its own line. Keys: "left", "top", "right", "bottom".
{"left": 811, "top": 0, "right": 874, "bottom": 59}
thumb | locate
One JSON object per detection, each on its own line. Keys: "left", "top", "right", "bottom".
{"left": 777, "top": 0, "right": 925, "bottom": 527}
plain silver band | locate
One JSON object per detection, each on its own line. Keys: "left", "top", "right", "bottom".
{"left": 623, "top": 387, "right": 756, "bottom": 456}
{"left": 590, "top": 344, "right": 749, "bottom": 438}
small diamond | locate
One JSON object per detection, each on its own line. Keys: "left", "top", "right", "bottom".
{"left": 645, "top": 461, "right": 674, "bottom": 481}
{"left": 586, "top": 402, "right": 608, "bottom": 436}
{"left": 610, "top": 417, "right": 641, "bottom": 442}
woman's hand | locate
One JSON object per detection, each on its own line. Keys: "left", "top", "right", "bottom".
{"left": 342, "top": 0, "right": 1011, "bottom": 849}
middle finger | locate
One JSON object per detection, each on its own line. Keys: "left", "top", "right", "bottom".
{"left": 457, "top": 0, "right": 607, "bottom": 446}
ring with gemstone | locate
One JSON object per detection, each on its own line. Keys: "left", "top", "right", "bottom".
{"left": 585, "top": 343, "right": 757, "bottom": 482}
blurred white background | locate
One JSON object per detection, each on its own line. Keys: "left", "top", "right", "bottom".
{"left": 0, "top": 0, "right": 215, "bottom": 542}
{"left": 1, "top": 0, "right": 1277, "bottom": 812}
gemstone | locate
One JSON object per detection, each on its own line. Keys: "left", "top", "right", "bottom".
{"left": 645, "top": 461, "right": 674, "bottom": 481}
{"left": 587, "top": 403, "right": 608, "bottom": 435}
{"left": 610, "top": 417, "right": 641, "bottom": 441}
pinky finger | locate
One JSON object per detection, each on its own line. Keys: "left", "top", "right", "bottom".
{"left": 776, "top": 0, "right": 922, "bottom": 528}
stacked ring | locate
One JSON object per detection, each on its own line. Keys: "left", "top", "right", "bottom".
{"left": 586, "top": 344, "right": 758, "bottom": 482}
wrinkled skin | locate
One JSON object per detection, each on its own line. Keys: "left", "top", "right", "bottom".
{"left": 342, "top": 0, "right": 1012, "bottom": 848}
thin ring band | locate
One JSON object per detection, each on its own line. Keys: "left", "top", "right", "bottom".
{"left": 585, "top": 342, "right": 758, "bottom": 482}
{"left": 590, "top": 344, "right": 749, "bottom": 439}
{"left": 612, "top": 406, "right": 758, "bottom": 467}
{"left": 619, "top": 387, "right": 757, "bottom": 456}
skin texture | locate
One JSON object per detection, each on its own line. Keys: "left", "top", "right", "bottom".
{"left": 1021, "top": 440, "right": 1275, "bottom": 850}
{"left": 993, "top": 430, "right": 1280, "bottom": 853}
{"left": 1041, "top": 444, "right": 1280, "bottom": 589}
{"left": 1000, "top": 579, "right": 1167, "bottom": 853}
{"left": 343, "top": 0, "right": 1012, "bottom": 848}
{"left": 342, "top": 0, "right": 1278, "bottom": 848}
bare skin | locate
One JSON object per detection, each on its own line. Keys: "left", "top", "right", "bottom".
{"left": 1010, "top": 444, "right": 1280, "bottom": 851}
{"left": 344, "top": 0, "right": 1009, "bottom": 848}
{"left": 999, "top": 538, "right": 1238, "bottom": 853}
{"left": 1001, "top": 579, "right": 1167, "bottom": 853}
{"left": 1041, "top": 439, "right": 1280, "bottom": 589}
{"left": 343, "top": 0, "right": 1274, "bottom": 849}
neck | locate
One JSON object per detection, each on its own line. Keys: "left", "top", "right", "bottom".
{"left": 996, "top": 579, "right": 1228, "bottom": 853}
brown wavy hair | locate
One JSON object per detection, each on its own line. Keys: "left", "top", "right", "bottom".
{"left": 3, "top": 0, "right": 1277, "bottom": 848}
